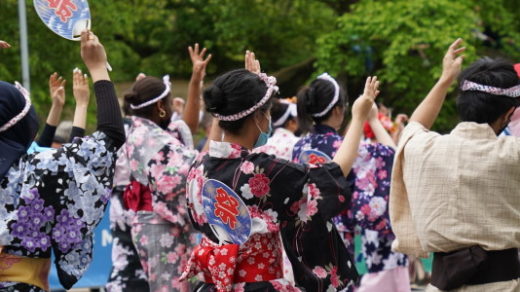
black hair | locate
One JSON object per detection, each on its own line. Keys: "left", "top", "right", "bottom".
{"left": 124, "top": 76, "right": 170, "bottom": 119}
{"left": 457, "top": 57, "right": 520, "bottom": 124}
{"left": 204, "top": 69, "right": 275, "bottom": 134}
{"left": 297, "top": 78, "right": 347, "bottom": 133}
{"left": 270, "top": 100, "right": 295, "bottom": 128}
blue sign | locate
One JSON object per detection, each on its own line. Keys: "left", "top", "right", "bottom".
{"left": 299, "top": 149, "right": 332, "bottom": 165}
{"left": 34, "top": 0, "right": 91, "bottom": 41}
{"left": 49, "top": 203, "right": 113, "bottom": 289}
{"left": 202, "top": 179, "right": 251, "bottom": 245}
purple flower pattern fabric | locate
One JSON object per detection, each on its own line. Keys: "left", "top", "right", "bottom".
{"left": 0, "top": 131, "right": 117, "bottom": 290}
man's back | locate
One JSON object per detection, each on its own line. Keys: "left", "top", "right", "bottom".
{"left": 391, "top": 121, "right": 520, "bottom": 256}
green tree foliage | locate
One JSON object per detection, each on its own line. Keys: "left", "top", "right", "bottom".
{"left": 0, "top": 0, "right": 334, "bottom": 131}
{"left": 316, "top": 0, "right": 520, "bottom": 131}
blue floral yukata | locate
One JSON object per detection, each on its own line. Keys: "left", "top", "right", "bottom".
{"left": 0, "top": 131, "right": 118, "bottom": 291}
{"left": 293, "top": 125, "right": 407, "bottom": 278}
{"left": 0, "top": 80, "right": 124, "bottom": 292}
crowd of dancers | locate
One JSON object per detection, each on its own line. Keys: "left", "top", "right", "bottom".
{"left": 1, "top": 31, "right": 519, "bottom": 292}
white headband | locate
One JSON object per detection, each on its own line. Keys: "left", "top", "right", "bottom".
{"left": 214, "top": 73, "right": 279, "bottom": 122}
{"left": 312, "top": 73, "right": 340, "bottom": 117}
{"left": 0, "top": 82, "right": 32, "bottom": 133}
{"left": 130, "top": 75, "right": 171, "bottom": 110}
{"left": 461, "top": 80, "right": 520, "bottom": 98}
{"left": 273, "top": 102, "right": 297, "bottom": 127}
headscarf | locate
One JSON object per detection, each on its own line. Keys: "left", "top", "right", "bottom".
{"left": 0, "top": 81, "right": 39, "bottom": 178}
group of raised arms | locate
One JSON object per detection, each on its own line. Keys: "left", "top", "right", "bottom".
{"left": 2, "top": 30, "right": 519, "bottom": 292}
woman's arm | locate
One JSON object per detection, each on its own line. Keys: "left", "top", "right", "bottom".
{"left": 333, "top": 76, "right": 380, "bottom": 175}
{"left": 184, "top": 43, "right": 212, "bottom": 134}
{"left": 80, "top": 30, "right": 125, "bottom": 148}
{"left": 38, "top": 73, "right": 66, "bottom": 147}
{"left": 70, "top": 68, "right": 90, "bottom": 141}
{"left": 367, "top": 104, "right": 396, "bottom": 148}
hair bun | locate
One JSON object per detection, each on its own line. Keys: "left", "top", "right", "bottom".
{"left": 204, "top": 85, "right": 227, "bottom": 114}
{"left": 124, "top": 91, "right": 140, "bottom": 105}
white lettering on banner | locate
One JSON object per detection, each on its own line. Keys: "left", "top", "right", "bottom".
{"left": 102, "top": 229, "right": 113, "bottom": 247}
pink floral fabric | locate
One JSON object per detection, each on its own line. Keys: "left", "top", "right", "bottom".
{"left": 116, "top": 116, "right": 198, "bottom": 292}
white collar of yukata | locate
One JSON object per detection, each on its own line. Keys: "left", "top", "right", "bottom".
{"left": 208, "top": 140, "right": 250, "bottom": 159}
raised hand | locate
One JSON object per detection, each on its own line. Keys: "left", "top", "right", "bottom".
{"left": 352, "top": 76, "right": 380, "bottom": 121}
{"left": 80, "top": 30, "right": 109, "bottom": 81}
{"left": 395, "top": 113, "right": 409, "bottom": 125}
{"left": 185, "top": 44, "right": 212, "bottom": 134}
{"left": 136, "top": 73, "right": 146, "bottom": 81}
{"left": 188, "top": 43, "right": 212, "bottom": 81}
{"left": 172, "top": 97, "right": 185, "bottom": 115}
{"left": 49, "top": 72, "right": 66, "bottom": 107}
{"left": 245, "top": 50, "right": 261, "bottom": 74}
{"left": 441, "top": 38, "right": 465, "bottom": 84}
{"left": 73, "top": 68, "right": 90, "bottom": 107}
{"left": 0, "top": 41, "right": 11, "bottom": 49}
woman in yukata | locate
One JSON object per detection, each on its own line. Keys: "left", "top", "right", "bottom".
{"left": 293, "top": 75, "right": 409, "bottom": 291}
{"left": 0, "top": 31, "right": 125, "bottom": 291}
{"left": 182, "top": 51, "right": 380, "bottom": 292}
{"left": 114, "top": 46, "right": 211, "bottom": 291}
{"left": 254, "top": 99, "right": 299, "bottom": 161}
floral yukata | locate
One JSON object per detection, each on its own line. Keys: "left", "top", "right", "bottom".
{"left": 293, "top": 125, "right": 407, "bottom": 283}
{"left": 106, "top": 119, "right": 149, "bottom": 292}
{"left": 183, "top": 140, "right": 358, "bottom": 292}
{"left": 115, "top": 116, "right": 198, "bottom": 292}
{"left": 254, "top": 127, "right": 300, "bottom": 161}
{"left": 0, "top": 131, "right": 117, "bottom": 291}
{"left": 106, "top": 187, "right": 149, "bottom": 292}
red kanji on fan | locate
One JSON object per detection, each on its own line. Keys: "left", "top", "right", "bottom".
{"left": 213, "top": 187, "right": 239, "bottom": 229}
{"left": 47, "top": 0, "right": 78, "bottom": 23}
{"left": 309, "top": 153, "right": 327, "bottom": 165}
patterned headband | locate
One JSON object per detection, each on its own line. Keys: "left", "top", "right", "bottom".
{"left": 312, "top": 73, "right": 340, "bottom": 117}
{"left": 130, "top": 75, "right": 171, "bottom": 110}
{"left": 461, "top": 80, "right": 520, "bottom": 98}
{"left": 214, "top": 73, "right": 279, "bottom": 122}
{"left": 0, "top": 82, "right": 32, "bottom": 133}
{"left": 273, "top": 102, "right": 297, "bottom": 127}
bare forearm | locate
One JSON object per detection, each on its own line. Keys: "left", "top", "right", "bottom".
{"left": 184, "top": 74, "right": 202, "bottom": 134}
{"left": 333, "top": 117, "right": 364, "bottom": 176}
{"left": 410, "top": 77, "right": 452, "bottom": 129}
{"left": 46, "top": 104, "right": 63, "bottom": 126}
{"left": 369, "top": 118, "right": 396, "bottom": 148}
{"left": 73, "top": 104, "right": 88, "bottom": 129}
